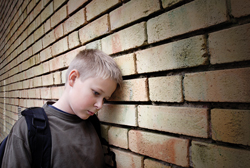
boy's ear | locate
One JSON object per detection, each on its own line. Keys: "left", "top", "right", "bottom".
{"left": 68, "top": 69, "right": 79, "bottom": 87}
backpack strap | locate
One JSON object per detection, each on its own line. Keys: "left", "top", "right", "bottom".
{"left": 21, "top": 107, "right": 51, "bottom": 168}
{"left": 0, "top": 136, "right": 8, "bottom": 167}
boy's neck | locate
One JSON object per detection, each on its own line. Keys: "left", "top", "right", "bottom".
{"left": 53, "top": 92, "right": 75, "bottom": 115}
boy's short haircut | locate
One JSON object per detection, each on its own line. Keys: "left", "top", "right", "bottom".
{"left": 66, "top": 49, "right": 123, "bottom": 88}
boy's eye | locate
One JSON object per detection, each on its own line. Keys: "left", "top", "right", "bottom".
{"left": 93, "top": 91, "right": 100, "bottom": 96}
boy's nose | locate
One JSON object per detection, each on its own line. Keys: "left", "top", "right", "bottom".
{"left": 94, "top": 99, "right": 103, "bottom": 109}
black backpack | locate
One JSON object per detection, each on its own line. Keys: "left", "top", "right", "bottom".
{"left": 0, "top": 107, "right": 116, "bottom": 168}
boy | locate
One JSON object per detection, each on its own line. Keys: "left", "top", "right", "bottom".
{"left": 2, "top": 49, "right": 123, "bottom": 167}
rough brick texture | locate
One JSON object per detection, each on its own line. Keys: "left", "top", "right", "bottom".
{"left": 98, "top": 104, "right": 137, "bottom": 126}
{"left": 113, "top": 53, "right": 136, "bottom": 76}
{"left": 63, "top": 9, "right": 86, "bottom": 35}
{"left": 211, "top": 109, "right": 250, "bottom": 146}
{"left": 86, "top": 0, "right": 120, "bottom": 21}
{"left": 108, "top": 126, "right": 128, "bottom": 149}
{"left": 209, "top": 23, "right": 250, "bottom": 64}
{"left": 144, "top": 159, "right": 171, "bottom": 168}
{"left": 79, "top": 14, "right": 109, "bottom": 44}
{"left": 148, "top": 76, "right": 183, "bottom": 102}
{"left": 136, "top": 35, "right": 208, "bottom": 74}
{"left": 110, "top": 0, "right": 160, "bottom": 30}
{"left": 147, "top": 0, "right": 227, "bottom": 43}
{"left": 111, "top": 78, "right": 149, "bottom": 101}
{"left": 51, "top": 5, "right": 67, "bottom": 28}
{"left": 231, "top": 0, "right": 250, "bottom": 18}
{"left": 192, "top": 141, "right": 250, "bottom": 168}
{"left": 184, "top": 68, "right": 250, "bottom": 102}
{"left": 129, "top": 130, "right": 189, "bottom": 167}
{"left": 138, "top": 105, "right": 209, "bottom": 138}
{"left": 67, "top": 0, "right": 88, "bottom": 15}
{"left": 111, "top": 148, "right": 143, "bottom": 168}
{"left": 102, "top": 22, "right": 146, "bottom": 54}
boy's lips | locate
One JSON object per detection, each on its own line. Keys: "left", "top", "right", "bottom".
{"left": 87, "top": 110, "right": 95, "bottom": 116}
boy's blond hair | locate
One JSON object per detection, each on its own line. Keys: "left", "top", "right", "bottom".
{"left": 66, "top": 49, "right": 123, "bottom": 88}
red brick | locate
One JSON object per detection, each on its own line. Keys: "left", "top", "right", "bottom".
{"left": 149, "top": 76, "right": 183, "bottom": 102}
{"left": 102, "top": 22, "right": 146, "bottom": 54}
{"left": 110, "top": 0, "right": 160, "bottom": 30}
{"left": 98, "top": 104, "right": 137, "bottom": 126}
{"left": 51, "top": 5, "right": 67, "bottom": 28}
{"left": 108, "top": 126, "right": 128, "bottom": 149}
{"left": 191, "top": 141, "right": 250, "bottom": 167}
{"left": 211, "top": 109, "right": 250, "bottom": 146}
{"left": 138, "top": 105, "right": 209, "bottom": 138}
{"left": 79, "top": 14, "right": 109, "bottom": 44}
{"left": 231, "top": 0, "right": 250, "bottom": 17}
{"left": 111, "top": 78, "right": 148, "bottom": 101}
{"left": 110, "top": 148, "right": 143, "bottom": 168}
{"left": 63, "top": 9, "right": 86, "bottom": 35}
{"left": 51, "top": 37, "right": 68, "bottom": 56}
{"left": 67, "top": 0, "right": 88, "bottom": 14}
{"left": 86, "top": 0, "right": 120, "bottom": 21}
{"left": 129, "top": 130, "right": 189, "bottom": 167}
{"left": 184, "top": 68, "right": 250, "bottom": 103}
{"left": 209, "top": 23, "right": 250, "bottom": 64}
{"left": 147, "top": 0, "right": 227, "bottom": 43}
{"left": 136, "top": 35, "right": 208, "bottom": 73}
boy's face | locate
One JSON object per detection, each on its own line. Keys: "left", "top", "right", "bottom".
{"left": 67, "top": 72, "right": 117, "bottom": 120}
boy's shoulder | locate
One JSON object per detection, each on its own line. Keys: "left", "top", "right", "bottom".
{"left": 9, "top": 115, "right": 28, "bottom": 141}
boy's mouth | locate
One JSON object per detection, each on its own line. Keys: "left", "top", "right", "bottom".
{"left": 87, "top": 110, "right": 95, "bottom": 116}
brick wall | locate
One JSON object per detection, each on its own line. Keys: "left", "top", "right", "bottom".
{"left": 0, "top": 0, "right": 250, "bottom": 167}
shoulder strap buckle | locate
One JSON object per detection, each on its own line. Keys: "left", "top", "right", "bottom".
{"left": 32, "top": 110, "right": 46, "bottom": 130}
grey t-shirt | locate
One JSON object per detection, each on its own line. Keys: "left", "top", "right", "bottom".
{"left": 2, "top": 102, "right": 105, "bottom": 168}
